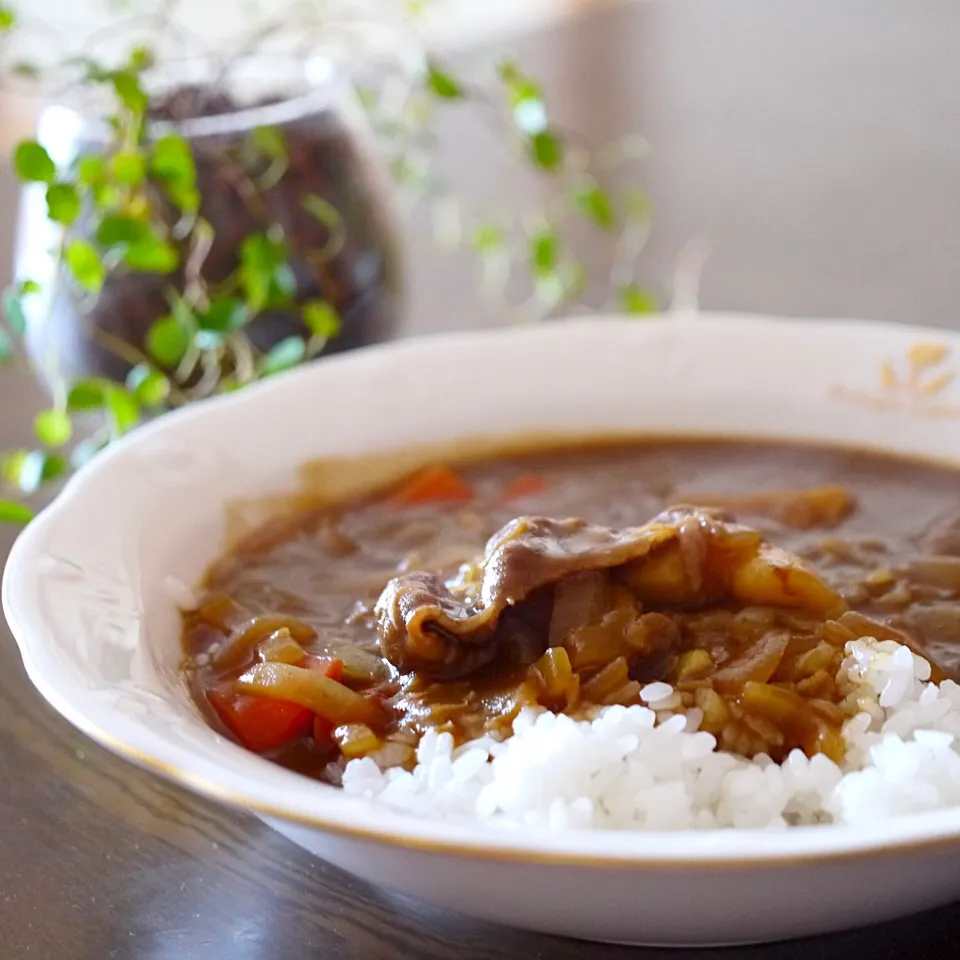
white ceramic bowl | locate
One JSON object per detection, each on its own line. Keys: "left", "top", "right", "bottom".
{"left": 8, "top": 314, "right": 960, "bottom": 947}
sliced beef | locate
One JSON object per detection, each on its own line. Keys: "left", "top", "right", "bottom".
{"left": 376, "top": 507, "right": 844, "bottom": 680}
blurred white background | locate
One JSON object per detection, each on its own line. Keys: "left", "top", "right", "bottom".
{"left": 9, "top": 0, "right": 598, "bottom": 48}
{"left": 0, "top": 0, "right": 613, "bottom": 148}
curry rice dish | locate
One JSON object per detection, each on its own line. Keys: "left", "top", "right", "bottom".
{"left": 181, "top": 440, "right": 960, "bottom": 830}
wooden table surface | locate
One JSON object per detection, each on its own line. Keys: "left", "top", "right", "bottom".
{"left": 4, "top": 2, "right": 960, "bottom": 957}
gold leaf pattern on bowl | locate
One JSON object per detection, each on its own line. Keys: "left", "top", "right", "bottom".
{"left": 834, "top": 340, "right": 960, "bottom": 416}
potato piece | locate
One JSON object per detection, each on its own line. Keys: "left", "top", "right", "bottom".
{"left": 531, "top": 646, "right": 575, "bottom": 700}
{"left": 676, "top": 649, "right": 713, "bottom": 680}
{"left": 628, "top": 543, "right": 696, "bottom": 605}
{"left": 334, "top": 723, "right": 381, "bottom": 759}
{"left": 730, "top": 546, "right": 845, "bottom": 617}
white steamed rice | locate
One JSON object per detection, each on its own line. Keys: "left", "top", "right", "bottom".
{"left": 341, "top": 637, "right": 960, "bottom": 830}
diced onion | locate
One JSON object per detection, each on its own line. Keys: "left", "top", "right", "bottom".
{"left": 235, "top": 662, "right": 387, "bottom": 726}
{"left": 214, "top": 615, "right": 317, "bottom": 671}
{"left": 581, "top": 657, "right": 630, "bottom": 702}
{"left": 337, "top": 646, "right": 391, "bottom": 685}
{"left": 257, "top": 629, "right": 307, "bottom": 665}
{"left": 334, "top": 723, "right": 381, "bottom": 759}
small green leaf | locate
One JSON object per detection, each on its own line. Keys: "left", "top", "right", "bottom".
{"left": 111, "top": 70, "right": 148, "bottom": 113}
{"left": 146, "top": 315, "right": 190, "bottom": 367}
{"left": 303, "top": 301, "right": 340, "bottom": 339}
{"left": 19, "top": 279, "right": 39, "bottom": 295}
{"left": 152, "top": 137, "right": 199, "bottom": 204}
{"left": 95, "top": 213, "right": 148, "bottom": 247}
{"left": 248, "top": 125, "right": 287, "bottom": 161}
{"left": 574, "top": 184, "right": 616, "bottom": 230}
{"left": 110, "top": 150, "right": 146, "bottom": 186}
{"left": 198, "top": 297, "right": 247, "bottom": 333}
{"left": 1, "top": 451, "right": 28, "bottom": 486}
{"left": 529, "top": 131, "right": 563, "bottom": 172}
{"left": 239, "top": 233, "right": 290, "bottom": 310}
{"left": 151, "top": 134, "right": 196, "bottom": 185}
{"left": 65, "top": 56, "right": 112, "bottom": 83}
{"left": 91, "top": 183, "right": 121, "bottom": 209}
{"left": 14, "top": 141, "right": 56, "bottom": 183}
{"left": 241, "top": 268, "right": 269, "bottom": 312}
{"left": 0, "top": 7, "right": 17, "bottom": 32}
{"left": 34, "top": 409, "right": 73, "bottom": 447}
{"left": 123, "top": 236, "right": 178, "bottom": 274}
{"left": 40, "top": 452, "right": 66, "bottom": 483}
{"left": 499, "top": 59, "right": 549, "bottom": 134}
{"left": 125, "top": 364, "right": 170, "bottom": 407}
{"left": 619, "top": 283, "right": 658, "bottom": 316}
{"left": 14, "top": 450, "right": 64, "bottom": 493}
{"left": 508, "top": 80, "right": 542, "bottom": 109}
{"left": 67, "top": 378, "right": 105, "bottom": 411}
{"left": 529, "top": 228, "right": 558, "bottom": 276}
{"left": 260, "top": 336, "right": 306, "bottom": 376}
{"left": 2, "top": 288, "right": 27, "bottom": 335}
{"left": 128, "top": 45, "right": 154, "bottom": 71}
{"left": 65, "top": 241, "right": 105, "bottom": 293}
{"left": 167, "top": 182, "right": 200, "bottom": 213}
{"left": 497, "top": 59, "right": 542, "bottom": 105}
{"left": 0, "top": 500, "right": 33, "bottom": 525}
{"left": 240, "top": 232, "right": 284, "bottom": 268}
{"left": 11, "top": 62, "right": 41, "bottom": 79}
{"left": 77, "top": 155, "right": 106, "bottom": 186}
{"left": 104, "top": 386, "right": 140, "bottom": 435}
{"left": 45, "top": 182, "right": 81, "bottom": 225}
{"left": 425, "top": 62, "right": 463, "bottom": 99}
{"left": 472, "top": 224, "right": 503, "bottom": 254}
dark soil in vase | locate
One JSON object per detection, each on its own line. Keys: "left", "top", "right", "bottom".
{"left": 39, "top": 83, "right": 401, "bottom": 383}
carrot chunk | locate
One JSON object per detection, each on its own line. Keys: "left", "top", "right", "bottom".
{"left": 301, "top": 655, "right": 345, "bottom": 683}
{"left": 389, "top": 465, "right": 473, "bottom": 505}
{"left": 207, "top": 686, "right": 312, "bottom": 753}
{"left": 501, "top": 473, "right": 546, "bottom": 503}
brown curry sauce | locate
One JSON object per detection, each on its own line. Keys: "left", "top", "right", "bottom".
{"left": 182, "top": 440, "right": 960, "bottom": 782}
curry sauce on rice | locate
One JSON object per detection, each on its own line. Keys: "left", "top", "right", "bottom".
{"left": 181, "top": 440, "right": 960, "bottom": 829}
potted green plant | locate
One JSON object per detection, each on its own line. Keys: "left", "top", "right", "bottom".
{"left": 18, "top": 53, "right": 400, "bottom": 385}
{"left": 0, "top": 1, "right": 657, "bottom": 524}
